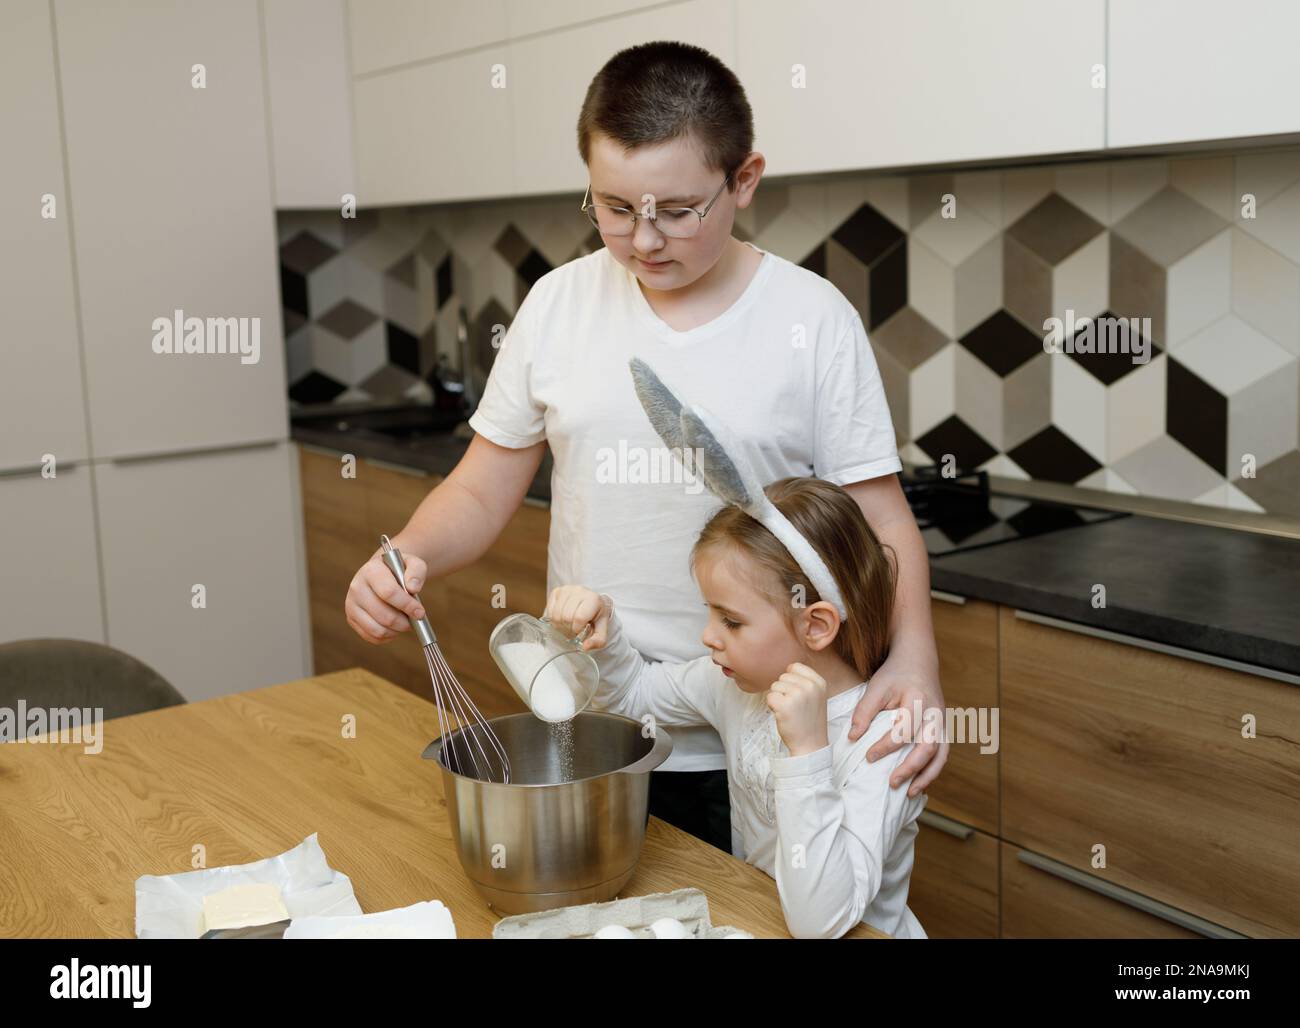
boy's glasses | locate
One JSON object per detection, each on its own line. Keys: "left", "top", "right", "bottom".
{"left": 580, "top": 173, "right": 731, "bottom": 239}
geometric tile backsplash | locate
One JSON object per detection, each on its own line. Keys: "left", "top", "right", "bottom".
{"left": 276, "top": 145, "right": 1300, "bottom": 519}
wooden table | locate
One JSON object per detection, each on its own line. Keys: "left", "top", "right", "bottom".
{"left": 0, "top": 668, "right": 887, "bottom": 938}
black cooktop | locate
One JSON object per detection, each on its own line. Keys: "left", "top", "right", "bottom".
{"left": 902, "top": 466, "right": 1128, "bottom": 557}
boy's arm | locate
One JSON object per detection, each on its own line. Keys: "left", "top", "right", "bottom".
{"left": 587, "top": 604, "right": 719, "bottom": 729}
{"left": 770, "top": 715, "right": 924, "bottom": 939}
{"left": 843, "top": 475, "right": 948, "bottom": 795}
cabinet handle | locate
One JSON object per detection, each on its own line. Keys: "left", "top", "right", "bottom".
{"left": 930, "top": 589, "right": 967, "bottom": 606}
{"left": 918, "top": 809, "right": 974, "bottom": 840}
{"left": 1012, "top": 609, "right": 1300, "bottom": 687}
{"left": 1015, "top": 849, "right": 1246, "bottom": 938}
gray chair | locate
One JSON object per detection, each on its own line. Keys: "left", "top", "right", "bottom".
{"left": 0, "top": 639, "right": 185, "bottom": 722}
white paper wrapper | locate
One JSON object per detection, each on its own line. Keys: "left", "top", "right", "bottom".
{"left": 284, "top": 900, "right": 457, "bottom": 939}
{"left": 134, "top": 833, "right": 362, "bottom": 938}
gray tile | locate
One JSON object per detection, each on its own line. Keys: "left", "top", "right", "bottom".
{"left": 1112, "top": 186, "right": 1229, "bottom": 267}
{"left": 1109, "top": 234, "right": 1167, "bottom": 346}
{"left": 1005, "top": 193, "right": 1104, "bottom": 266}
{"left": 1003, "top": 234, "right": 1051, "bottom": 332}
{"left": 870, "top": 306, "right": 949, "bottom": 371}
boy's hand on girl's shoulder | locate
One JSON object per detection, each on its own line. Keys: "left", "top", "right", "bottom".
{"left": 543, "top": 585, "right": 614, "bottom": 651}
{"left": 766, "top": 662, "right": 829, "bottom": 757}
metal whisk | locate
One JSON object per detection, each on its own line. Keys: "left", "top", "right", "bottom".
{"left": 379, "top": 535, "right": 511, "bottom": 783}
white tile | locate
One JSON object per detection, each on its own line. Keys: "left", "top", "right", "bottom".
{"left": 1192, "top": 483, "right": 1229, "bottom": 508}
{"left": 1228, "top": 359, "right": 1299, "bottom": 470}
{"left": 1224, "top": 482, "right": 1266, "bottom": 513}
{"left": 1230, "top": 227, "right": 1300, "bottom": 355}
{"left": 1107, "top": 353, "right": 1166, "bottom": 464}
{"left": 1237, "top": 179, "right": 1300, "bottom": 264}
{"left": 1112, "top": 435, "right": 1224, "bottom": 501}
{"left": 1050, "top": 354, "right": 1107, "bottom": 463}
{"left": 349, "top": 319, "right": 387, "bottom": 383}
{"left": 1166, "top": 229, "right": 1231, "bottom": 346}
{"left": 1051, "top": 231, "right": 1109, "bottom": 326}
{"left": 953, "top": 235, "right": 1003, "bottom": 339}
{"left": 1175, "top": 314, "right": 1293, "bottom": 394}
{"left": 909, "top": 342, "right": 956, "bottom": 439}
{"left": 912, "top": 205, "right": 999, "bottom": 267}
{"left": 752, "top": 204, "right": 826, "bottom": 264}
{"left": 953, "top": 345, "right": 1004, "bottom": 451}
{"left": 907, "top": 238, "right": 954, "bottom": 337}
{"left": 306, "top": 323, "right": 351, "bottom": 385}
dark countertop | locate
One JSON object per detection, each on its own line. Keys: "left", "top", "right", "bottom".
{"left": 291, "top": 421, "right": 554, "bottom": 503}
{"left": 931, "top": 515, "right": 1300, "bottom": 677}
{"left": 291, "top": 423, "right": 1299, "bottom": 679}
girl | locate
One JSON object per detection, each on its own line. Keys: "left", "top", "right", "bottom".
{"left": 544, "top": 475, "right": 928, "bottom": 940}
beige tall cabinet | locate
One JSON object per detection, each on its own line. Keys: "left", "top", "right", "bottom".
{"left": 0, "top": 0, "right": 310, "bottom": 701}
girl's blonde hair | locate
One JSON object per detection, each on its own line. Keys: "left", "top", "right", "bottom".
{"left": 690, "top": 477, "right": 896, "bottom": 679}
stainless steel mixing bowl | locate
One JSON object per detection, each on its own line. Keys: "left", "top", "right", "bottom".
{"left": 422, "top": 711, "right": 673, "bottom": 914}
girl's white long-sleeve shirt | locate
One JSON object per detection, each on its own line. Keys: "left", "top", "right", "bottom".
{"left": 588, "top": 609, "right": 928, "bottom": 939}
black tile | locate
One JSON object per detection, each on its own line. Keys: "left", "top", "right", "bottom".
{"left": 1065, "top": 310, "right": 1161, "bottom": 385}
{"left": 386, "top": 321, "right": 420, "bottom": 375}
{"left": 436, "top": 255, "right": 453, "bottom": 308}
{"left": 493, "top": 224, "right": 530, "bottom": 267}
{"left": 288, "top": 371, "right": 346, "bottom": 405}
{"left": 869, "top": 241, "right": 907, "bottom": 330}
{"left": 800, "top": 243, "right": 827, "bottom": 278}
{"left": 1007, "top": 425, "right": 1102, "bottom": 484}
{"left": 517, "top": 248, "right": 552, "bottom": 288}
{"left": 279, "top": 263, "right": 309, "bottom": 319}
{"left": 831, "top": 203, "right": 905, "bottom": 267}
{"left": 914, "top": 415, "right": 997, "bottom": 472}
{"left": 959, "top": 310, "right": 1044, "bottom": 378}
{"left": 1167, "top": 357, "right": 1227, "bottom": 474}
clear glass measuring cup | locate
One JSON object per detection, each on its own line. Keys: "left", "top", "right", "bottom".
{"left": 488, "top": 612, "right": 600, "bottom": 723}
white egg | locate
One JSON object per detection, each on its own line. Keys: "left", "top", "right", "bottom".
{"left": 722, "top": 930, "right": 754, "bottom": 939}
{"left": 592, "top": 924, "right": 636, "bottom": 939}
{"left": 648, "top": 917, "right": 690, "bottom": 939}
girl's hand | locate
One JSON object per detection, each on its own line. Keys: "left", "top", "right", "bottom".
{"left": 543, "top": 586, "right": 613, "bottom": 651}
{"left": 766, "top": 663, "right": 830, "bottom": 757}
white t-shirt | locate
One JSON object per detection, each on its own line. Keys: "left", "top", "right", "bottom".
{"left": 467, "top": 242, "right": 901, "bottom": 771}
{"left": 588, "top": 608, "right": 928, "bottom": 939}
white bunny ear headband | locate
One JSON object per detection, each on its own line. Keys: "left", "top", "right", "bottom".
{"left": 628, "top": 356, "right": 849, "bottom": 622}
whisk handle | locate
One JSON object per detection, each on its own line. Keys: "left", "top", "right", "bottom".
{"left": 379, "top": 535, "right": 437, "bottom": 647}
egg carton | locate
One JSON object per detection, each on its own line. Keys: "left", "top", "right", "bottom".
{"left": 491, "top": 887, "right": 752, "bottom": 939}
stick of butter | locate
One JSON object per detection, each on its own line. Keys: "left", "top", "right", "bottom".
{"left": 201, "top": 883, "right": 290, "bottom": 933}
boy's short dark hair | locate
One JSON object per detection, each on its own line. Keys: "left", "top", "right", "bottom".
{"left": 577, "top": 41, "right": 753, "bottom": 190}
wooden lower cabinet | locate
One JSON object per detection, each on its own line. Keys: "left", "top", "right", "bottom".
{"left": 925, "top": 594, "right": 1000, "bottom": 835}
{"left": 1000, "top": 607, "right": 1300, "bottom": 938}
{"left": 909, "top": 813, "right": 1000, "bottom": 938}
{"left": 1001, "top": 843, "right": 1202, "bottom": 938}
{"left": 299, "top": 444, "right": 547, "bottom": 718}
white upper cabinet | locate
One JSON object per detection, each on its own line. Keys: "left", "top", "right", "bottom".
{"left": 0, "top": 0, "right": 90, "bottom": 472}
{"left": 737, "top": 0, "right": 1106, "bottom": 178}
{"left": 352, "top": 40, "right": 515, "bottom": 205}
{"left": 264, "top": 0, "right": 357, "bottom": 209}
{"left": 347, "top": 0, "right": 508, "bottom": 75}
{"left": 54, "top": 0, "right": 287, "bottom": 459}
{"left": 509, "top": 0, "right": 736, "bottom": 198}
{"left": 504, "top": 0, "right": 660, "bottom": 38}
{"left": 1107, "top": 0, "right": 1300, "bottom": 149}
